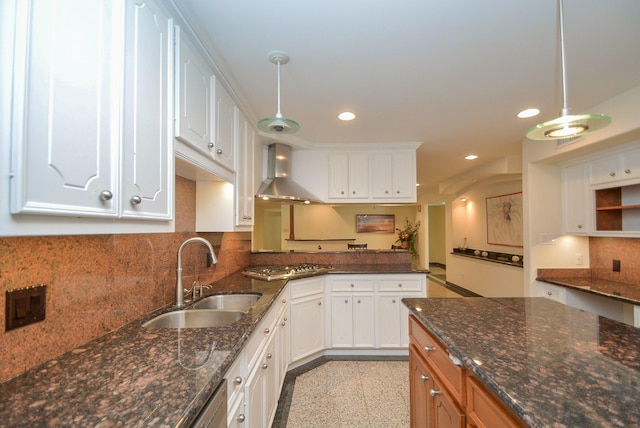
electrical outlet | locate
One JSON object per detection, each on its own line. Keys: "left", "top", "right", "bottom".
{"left": 5, "top": 284, "right": 47, "bottom": 331}
{"left": 575, "top": 253, "right": 583, "bottom": 265}
{"left": 613, "top": 259, "right": 621, "bottom": 272}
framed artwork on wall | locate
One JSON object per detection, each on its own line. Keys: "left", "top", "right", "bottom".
{"left": 356, "top": 214, "right": 395, "bottom": 233}
{"left": 486, "top": 192, "right": 523, "bottom": 247}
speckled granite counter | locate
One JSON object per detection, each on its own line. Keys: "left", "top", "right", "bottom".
{"left": 537, "top": 268, "right": 640, "bottom": 305}
{"left": 0, "top": 271, "right": 288, "bottom": 427}
{"left": 403, "top": 297, "right": 640, "bottom": 427}
{"left": 329, "top": 263, "right": 428, "bottom": 275}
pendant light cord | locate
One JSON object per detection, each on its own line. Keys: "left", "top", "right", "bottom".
{"left": 558, "top": 0, "right": 569, "bottom": 116}
{"left": 276, "top": 58, "right": 282, "bottom": 117}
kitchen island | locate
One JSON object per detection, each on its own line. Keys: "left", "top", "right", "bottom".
{"left": 403, "top": 297, "right": 640, "bottom": 427}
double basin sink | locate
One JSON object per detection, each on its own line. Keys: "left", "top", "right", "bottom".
{"left": 143, "top": 293, "right": 261, "bottom": 329}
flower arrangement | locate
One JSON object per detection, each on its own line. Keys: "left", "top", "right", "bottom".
{"left": 395, "top": 217, "right": 421, "bottom": 259}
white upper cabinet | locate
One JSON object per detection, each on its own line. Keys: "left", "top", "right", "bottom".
{"left": 122, "top": 0, "right": 174, "bottom": 220}
{"left": 371, "top": 151, "right": 416, "bottom": 200}
{"left": 174, "top": 29, "right": 213, "bottom": 155}
{"left": 562, "top": 163, "right": 590, "bottom": 235}
{"left": 328, "top": 152, "right": 369, "bottom": 200}
{"left": 212, "top": 77, "right": 237, "bottom": 172}
{"left": 10, "top": 0, "right": 121, "bottom": 217}
{"left": 589, "top": 146, "right": 640, "bottom": 186}
{"left": 235, "top": 111, "right": 255, "bottom": 227}
{"left": 8, "top": 0, "right": 173, "bottom": 223}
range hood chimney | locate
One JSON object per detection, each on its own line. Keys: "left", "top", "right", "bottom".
{"left": 256, "top": 143, "right": 322, "bottom": 204}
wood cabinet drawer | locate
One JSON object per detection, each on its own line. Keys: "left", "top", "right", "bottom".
{"left": 330, "top": 276, "right": 374, "bottom": 292}
{"left": 467, "top": 374, "right": 524, "bottom": 428}
{"left": 409, "top": 316, "right": 465, "bottom": 403}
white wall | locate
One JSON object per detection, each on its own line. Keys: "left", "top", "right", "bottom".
{"left": 445, "top": 178, "right": 524, "bottom": 296}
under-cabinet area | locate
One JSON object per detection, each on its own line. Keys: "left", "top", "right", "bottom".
{"left": 562, "top": 142, "right": 640, "bottom": 236}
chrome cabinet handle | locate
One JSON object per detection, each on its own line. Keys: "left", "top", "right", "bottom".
{"left": 350, "top": 283, "right": 355, "bottom": 287}
{"left": 340, "top": 190, "right": 345, "bottom": 195}
{"left": 130, "top": 195, "right": 142, "bottom": 205}
{"left": 429, "top": 389, "right": 441, "bottom": 397}
{"left": 357, "top": 299, "right": 361, "bottom": 304}
{"left": 625, "top": 168, "right": 631, "bottom": 174}
{"left": 208, "top": 142, "right": 214, "bottom": 148}
{"left": 420, "top": 375, "right": 429, "bottom": 382}
{"left": 318, "top": 301, "right": 322, "bottom": 306}
{"left": 267, "top": 353, "right": 272, "bottom": 359}
{"left": 398, "top": 283, "right": 403, "bottom": 288}
{"left": 345, "top": 299, "right": 349, "bottom": 303}
{"left": 264, "top": 327, "right": 270, "bottom": 334}
{"left": 396, "top": 190, "right": 401, "bottom": 194}
{"left": 237, "top": 414, "right": 245, "bottom": 423}
{"left": 281, "top": 321, "right": 286, "bottom": 326}
{"left": 282, "top": 299, "right": 287, "bottom": 304}
{"left": 392, "top": 299, "right": 396, "bottom": 303}
{"left": 284, "top": 317, "right": 288, "bottom": 321}
{"left": 100, "top": 190, "right": 113, "bottom": 201}
{"left": 610, "top": 171, "right": 616, "bottom": 177}
{"left": 424, "top": 346, "right": 435, "bottom": 353}
{"left": 216, "top": 148, "right": 223, "bottom": 154}
{"left": 547, "top": 291, "right": 552, "bottom": 296}
{"left": 577, "top": 224, "right": 583, "bottom": 229}
{"left": 262, "top": 363, "right": 268, "bottom": 369}
{"left": 234, "top": 376, "right": 242, "bottom": 385}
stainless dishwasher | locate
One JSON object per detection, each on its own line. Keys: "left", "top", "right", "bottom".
{"left": 192, "top": 381, "right": 227, "bottom": 428}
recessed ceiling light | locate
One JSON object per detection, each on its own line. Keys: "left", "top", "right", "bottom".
{"left": 465, "top": 155, "right": 478, "bottom": 160}
{"left": 338, "top": 111, "right": 356, "bottom": 121}
{"left": 517, "top": 108, "right": 540, "bottom": 118}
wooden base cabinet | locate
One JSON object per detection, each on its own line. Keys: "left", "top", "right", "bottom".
{"left": 409, "top": 316, "right": 524, "bottom": 428}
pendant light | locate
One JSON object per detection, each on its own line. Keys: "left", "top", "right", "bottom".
{"left": 526, "top": 0, "right": 611, "bottom": 140}
{"left": 257, "top": 51, "right": 300, "bottom": 134}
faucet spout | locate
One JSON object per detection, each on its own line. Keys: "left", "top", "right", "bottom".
{"left": 176, "top": 237, "right": 217, "bottom": 308}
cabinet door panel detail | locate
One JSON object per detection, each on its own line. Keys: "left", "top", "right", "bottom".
{"left": 121, "top": 0, "right": 172, "bottom": 219}
{"left": 11, "top": 0, "right": 119, "bottom": 216}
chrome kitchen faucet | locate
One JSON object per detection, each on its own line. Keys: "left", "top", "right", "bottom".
{"left": 176, "top": 237, "right": 217, "bottom": 308}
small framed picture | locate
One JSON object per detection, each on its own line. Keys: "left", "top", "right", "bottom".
{"left": 356, "top": 214, "right": 395, "bottom": 233}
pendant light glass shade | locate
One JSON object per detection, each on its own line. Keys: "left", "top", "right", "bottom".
{"left": 257, "top": 51, "right": 300, "bottom": 134}
{"left": 526, "top": 0, "right": 611, "bottom": 141}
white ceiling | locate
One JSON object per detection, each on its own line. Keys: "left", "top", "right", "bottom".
{"left": 176, "top": 0, "right": 640, "bottom": 199}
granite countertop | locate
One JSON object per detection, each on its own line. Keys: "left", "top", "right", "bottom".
{"left": 403, "top": 297, "right": 640, "bottom": 427}
{"left": 0, "top": 271, "right": 288, "bottom": 427}
{"left": 329, "top": 263, "right": 429, "bottom": 275}
{"left": 537, "top": 275, "right": 640, "bottom": 305}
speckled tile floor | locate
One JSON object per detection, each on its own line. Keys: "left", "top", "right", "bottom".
{"left": 273, "top": 359, "right": 410, "bottom": 428}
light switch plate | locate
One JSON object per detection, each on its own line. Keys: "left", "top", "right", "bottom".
{"left": 5, "top": 284, "right": 47, "bottom": 331}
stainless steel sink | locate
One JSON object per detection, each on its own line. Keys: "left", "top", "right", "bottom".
{"left": 142, "top": 309, "right": 244, "bottom": 328}
{"left": 190, "top": 293, "right": 262, "bottom": 311}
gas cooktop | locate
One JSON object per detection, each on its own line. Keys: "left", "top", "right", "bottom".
{"left": 242, "top": 264, "right": 333, "bottom": 281}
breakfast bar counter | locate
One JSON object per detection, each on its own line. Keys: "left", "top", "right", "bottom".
{"left": 403, "top": 297, "right": 640, "bottom": 427}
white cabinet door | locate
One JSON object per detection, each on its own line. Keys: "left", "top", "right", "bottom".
{"left": 377, "top": 295, "right": 403, "bottom": 348}
{"left": 10, "top": 0, "right": 121, "bottom": 217}
{"left": 327, "top": 152, "right": 369, "bottom": 199}
{"left": 589, "top": 147, "right": 640, "bottom": 186}
{"left": 121, "top": 0, "right": 173, "bottom": 220}
{"left": 175, "top": 30, "right": 213, "bottom": 154}
{"left": 330, "top": 294, "right": 353, "bottom": 347}
{"left": 371, "top": 151, "right": 416, "bottom": 200}
{"left": 245, "top": 357, "right": 264, "bottom": 428}
{"left": 562, "top": 163, "right": 590, "bottom": 234}
{"left": 290, "top": 293, "right": 324, "bottom": 363}
{"left": 352, "top": 294, "right": 375, "bottom": 347}
{"left": 262, "top": 334, "right": 278, "bottom": 427}
{"left": 212, "top": 77, "right": 236, "bottom": 171}
{"left": 235, "top": 112, "right": 255, "bottom": 227}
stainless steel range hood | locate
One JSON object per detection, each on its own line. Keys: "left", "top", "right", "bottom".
{"left": 256, "top": 143, "right": 322, "bottom": 204}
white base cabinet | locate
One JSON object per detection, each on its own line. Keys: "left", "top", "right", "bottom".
{"left": 289, "top": 277, "right": 325, "bottom": 364}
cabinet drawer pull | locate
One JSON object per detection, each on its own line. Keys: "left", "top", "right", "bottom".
{"left": 100, "top": 190, "right": 113, "bottom": 201}
{"left": 424, "top": 346, "right": 435, "bottom": 353}
{"left": 237, "top": 414, "right": 245, "bottom": 423}
{"left": 264, "top": 327, "right": 270, "bottom": 334}
{"left": 216, "top": 148, "right": 223, "bottom": 155}
{"left": 262, "top": 363, "right": 268, "bottom": 369}
{"left": 267, "top": 353, "right": 272, "bottom": 359}
{"left": 208, "top": 142, "right": 214, "bottom": 148}
{"left": 420, "top": 375, "right": 429, "bottom": 382}
{"left": 130, "top": 195, "right": 142, "bottom": 205}
{"left": 429, "top": 389, "right": 441, "bottom": 397}
{"left": 547, "top": 291, "right": 552, "bottom": 296}
{"left": 345, "top": 299, "right": 349, "bottom": 303}
{"left": 625, "top": 168, "right": 631, "bottom": 174}
{"left": 577, "top": 224, "right": 583, "bottom": 229}
{"left": 350, "top": 283, "right": 355, "bottom": 287}
{"left": 234, "top": 376, "right": 242, "bottom": 385}
{"left": 392, "top": 299, "right": 396, "bottom": 303}
{"left": 357, "top": 299, "right": 361, "bottom": 303}
{"left": 281, "top": 321, "right": 286, "bottom": 326}
{"left": 398, "top": 283, "right": 403, "bottom": 287}
{"left": 318, "top": 301, "right": 322, "bottom": 306}
{"left": 610, "top": 171, "right": 616, "bottom": 177}
{"left": 282, "top": 298, "right": 287, "bottom": 303}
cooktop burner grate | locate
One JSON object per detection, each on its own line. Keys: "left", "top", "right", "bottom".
{"left": 242, "top": 264, "right": 333, "bottom": 281}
